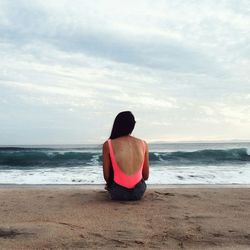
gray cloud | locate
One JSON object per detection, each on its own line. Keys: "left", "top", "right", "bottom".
{"left": 0, "top": 0, "right": 220, "bottom": 74}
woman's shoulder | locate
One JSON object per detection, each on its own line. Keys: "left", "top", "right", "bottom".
{"left": 131, "top": 136, "right": 148, "bottom": 145}
{"left": 102, "top": 140, "right": 110, "bottom": 151}
{"left": 105, "top": 136, "right": 148, "bottom": 145}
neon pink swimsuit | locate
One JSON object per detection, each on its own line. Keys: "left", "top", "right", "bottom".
{"left": 108, "top": 139, "right": 145, "bottom": 189}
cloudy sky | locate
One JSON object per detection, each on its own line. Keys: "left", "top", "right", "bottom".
{"left": 0, "top": 0, "right": 250, "bottom": 144}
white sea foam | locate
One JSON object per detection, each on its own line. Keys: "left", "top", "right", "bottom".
{"left": 247, "top": 148, "right": 250, "bottom": 155}
{"left": 0, "top": 164, "right": 250, "bottom": 185}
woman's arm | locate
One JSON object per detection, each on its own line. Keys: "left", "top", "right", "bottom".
{"left": 102, "top": 141, "right": 111, "bottom": 183}
{"left": 142, "top": 141, "right": 149, "bottom": 180}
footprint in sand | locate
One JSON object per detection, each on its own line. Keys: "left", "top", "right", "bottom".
{"left": 0, "top": 228, "right": 34, "bottom": 239}
{"left": 0, "top": 229, "right": 21, "bottom": 238}
{"left": 154, "top": 191, "right": 175, "bottom": 196}
{"left": 212, "top": 233, "right": 224, "bottom": 237}
{"left": 244, "top": 234, "right": 250, "bottom": 240}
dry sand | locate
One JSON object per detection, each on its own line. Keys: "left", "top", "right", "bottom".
{"left": 0, "top": 185, "right": 250, "bottom": 249}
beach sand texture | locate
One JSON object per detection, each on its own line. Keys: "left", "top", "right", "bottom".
{"left": 0, "top": 186, "right": 250, "bottom": 249}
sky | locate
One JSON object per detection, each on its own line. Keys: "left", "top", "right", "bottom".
{"left": 0, "top": 0, "right": 250, "bottom": 144}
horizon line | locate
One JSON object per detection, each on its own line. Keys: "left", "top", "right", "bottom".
{"left": 1, "top": 139, "right": 250, "bottom": 146}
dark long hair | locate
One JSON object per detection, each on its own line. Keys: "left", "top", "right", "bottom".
{"left": 109, "top": 111, "right": 136, "bottom": 139}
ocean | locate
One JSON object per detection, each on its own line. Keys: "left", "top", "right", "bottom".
{"left": 0, "top": 142, "right": 250, "bottom": 185}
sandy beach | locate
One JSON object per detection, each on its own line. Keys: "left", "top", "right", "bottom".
{"left": 0, "top": 185, "right": 250, "bottom": 249}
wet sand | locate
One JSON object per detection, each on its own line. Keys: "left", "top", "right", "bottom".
{"left": 0, "top": 185, "right": 250, "bottom": 249}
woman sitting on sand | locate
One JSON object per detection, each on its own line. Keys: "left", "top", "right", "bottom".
{"left": 102, "top": 111, "right": 149, "bottom": 201}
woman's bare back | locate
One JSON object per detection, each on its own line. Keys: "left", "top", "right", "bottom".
{"left": 111, "top": 136, "right": 145, "bottom": 176}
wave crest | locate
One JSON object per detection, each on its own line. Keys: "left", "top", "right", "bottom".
{"left": 0, "top": 147, "right": 249, "bottom": 169}
{"left": 149, "top": 148, "right": 250, "bottom": 165}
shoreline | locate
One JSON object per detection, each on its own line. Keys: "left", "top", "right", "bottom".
{"left": 0, "top": 183, "right": 250, "bottom": 189}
